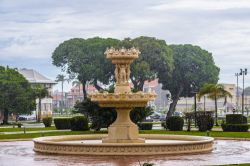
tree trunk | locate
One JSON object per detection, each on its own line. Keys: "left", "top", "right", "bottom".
{"left": 82, "top": 82, "right": 87, "bottom": 99}
{"left": 167, "top": 97, "right": 179, "bottom": 117}
{"left": 167, "top": 86, "right": 184, "bottom": 117}
{"left": 93, "top": 82, "right": 104, "bottom": 91}
{"left": 3, "top": 108, "right": 9, "bottom": 125}
{"left": 215, "top": 95, "right": 218, "bottom": 126}
{"left": 37, "top": 98, "right": 42, "bottom": 122}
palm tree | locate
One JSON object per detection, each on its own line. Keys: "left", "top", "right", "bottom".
{"left": 198, "top": 83, "right": 232, "bottom": 126}
{"left": 33, "top": 85, "right": 49, "bottom": 122}
{"left": 72, "top": 80, "right": 82, "bottom": 101}
{"left": 56, "top": 74, "right": 69, "bottom": 114}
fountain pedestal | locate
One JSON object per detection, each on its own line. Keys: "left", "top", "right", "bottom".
{"left": 102, "top": 108, "right": 144, "bottom": 143}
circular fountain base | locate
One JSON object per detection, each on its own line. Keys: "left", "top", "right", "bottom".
{"left": 33, "top": 134, "right": 214, "bottom": 155}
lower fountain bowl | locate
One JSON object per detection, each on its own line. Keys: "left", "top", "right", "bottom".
{"left": 33, "top": 134, "right": 214, "bottom": 156}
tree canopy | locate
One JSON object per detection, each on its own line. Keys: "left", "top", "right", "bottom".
{"left": 120, "top": 36, "right": 173, "bottom": 91}
{"left": 0, "top": 66, "right": 36, "bottom": 124}
{"left": 159, "top": 44, "right": 220, "bottom": 116}
{"left": 52, "top": 37, "right": 120, "bottom": 98}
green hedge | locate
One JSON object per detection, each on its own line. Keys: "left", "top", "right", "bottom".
{"left": 138, "top": 122, "right": 153, "bottom": 130}
{"left": 226, "top": 114, "right": 247, "bottom": 124}
{"left": 42, "top": 117, "right": 52, "bottom": 127}
{"left": 70, "top": 116, "right": 89, "bottom": 131}
{"left": 221, "top": 124, "right": 249, "bottom": 132}
{"left": 196, "top": 115, "right": 214, "bottom": 131}
{"left": 166, "top": 116, "right": 184, "bottom": 131}
{"left": 54, "top": 118, "right": 71, "bottom": 130}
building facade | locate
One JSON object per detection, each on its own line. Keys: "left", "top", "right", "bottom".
{"left": 19, "top": 68, "right": 56, "bottom": 118}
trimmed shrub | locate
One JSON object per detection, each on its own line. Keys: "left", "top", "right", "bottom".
{"left": 42, "top": 117, "right": 52, "bottom": 127}
{"left": 166, "top": 116, "right": 184, "bottom": 131}
{"left": 196, "top": 115, "right": 214, "bottom": 131}
{"left": 226, "top": 114, "right": 247, "bottom": 124}
{"left": 54, "top": 118, "right": 71, "bottom": 130}
{"left": 221, "top": 124, "right": 249, "bottom": 132}
{"left": 70, "top": 116, "right": 89, "bottom": 131}
{"left": 138, "top": 122, "right": 153, "bottom": 130}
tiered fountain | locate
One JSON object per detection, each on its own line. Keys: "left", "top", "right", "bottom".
{"left": 33, "top": 47, "right": 214, "bottom": 155}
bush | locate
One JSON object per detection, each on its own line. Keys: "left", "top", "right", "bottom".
{"left": 166, "top": 116, "right": 184, "bottom": 131}
{"left": 221, "top": 124, "right": 249, "bottom": 132}
{"left": 196, "top": 115, "right": 214, "bottom": 131}
{"left": 226, "top": 114, "right": 247, "bottom": 124}
{"left": 138, "top": 120, "right": 153, "bottom": 130}
{"left": 161, "top": 121, "right": 166, "bottom": 129}
{"left": 42, "top": 117, "right": 52, "bottom": 127}
{"left": 70, "top": 116, "right": 89, "bottom": 131}
{"left": 54, "top": 118, "right": 71, "bottom": 130}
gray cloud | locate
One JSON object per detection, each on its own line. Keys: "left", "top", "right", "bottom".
{"left": 1, "top": 0, "right": 250, "bottom": 90}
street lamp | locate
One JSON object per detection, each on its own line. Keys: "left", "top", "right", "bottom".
{"left": 235, "top": 73, "right": 239, "bottom": 111}
{"left": 190, "top": 84, "right": 198, "bottom": 127}
{"left": 239, "top": 68, "right": 247, "bottom": 115}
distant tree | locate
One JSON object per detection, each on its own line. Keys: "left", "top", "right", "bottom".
{"left": 120, "top": 36, "right": 173, "bottom": 91}
{"left": 56, "top": 74, "right": 69, "bottom": 113}
{"left": 159, "top": 44, "right": 220, "bottom": 117}
{"left": 198, "top": 83, "right": 232, "bottom": 126}
{"left": 52, "top": 37, "right": 120, "bottom": 98}
{"left": 33, "top": 85, "right": 49, "bottom": 122}
{"left": 0, "top": 66, "right": 36, "bottom": 124}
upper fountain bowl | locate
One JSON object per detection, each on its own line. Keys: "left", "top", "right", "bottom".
{"left": 89, "top": 91, "right": 156, "bottom": 108}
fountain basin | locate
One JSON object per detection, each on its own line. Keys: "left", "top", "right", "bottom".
{"left": 33, "top": 134, "right": 214, "bottom": 155}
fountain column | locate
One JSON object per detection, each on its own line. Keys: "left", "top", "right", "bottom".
{"left": 90, "top": 47, "right": 156, "bottom": 143}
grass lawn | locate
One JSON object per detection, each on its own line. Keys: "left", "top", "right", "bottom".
{"left": 0, "top": 126, "right": 57, "bottom": 132}
{"left": 0, "top": 129, "right": 249, "bottom": 140}
{"left": 0, "top": 130, "right": 107, "bottom": 140}
{"left": 140, "top": 130, "right": 250, "bottom": 138}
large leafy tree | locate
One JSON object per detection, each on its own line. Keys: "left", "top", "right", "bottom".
{"left": 52, "top": 37, "right": 120, "bottom": 98}
{"left": 159, "top": 44, "right": 220, "bottom": 117}
{"left": 198, "top": 83, "right": 232, "bottom": 126}
{"left": 33, "top": 85, "right": 49, "bottom": 122}
{"left": 0, "top": 66, "right": 36, "bottom": 124}
{"left": 120, "top": 36, "right": 173, "bottom": 91}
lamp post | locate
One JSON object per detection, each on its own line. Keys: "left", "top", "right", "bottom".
{"left": 191, "top": 84, "right": 198, "bottom": 127}
{"left": 239, "top": 68, "right": 247, "bottom": 115}
{"left": 235, "top": 73, "right": 239, "bottom": 111}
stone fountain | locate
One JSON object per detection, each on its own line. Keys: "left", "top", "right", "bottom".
{"left": 33, "top": 48, "right": 214, "bottom": 156}
{"left": 90, "top": 47, "right": 156, "bottom": 144}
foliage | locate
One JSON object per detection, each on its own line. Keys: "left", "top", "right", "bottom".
{"left": 226, "top": 114, "right": 247, "bottom": 124}
{"left": 120, "top": 36, "right": 173, "bottom": 91}
{"left": 196, "top": 115, "right": 214, "bottom": 131}
{"left": 138, "top": 121, "right": 153, "bottom": 130}
{"left": 74, "top": 98, "right": 116, "bottom": 131}
{"left": 52, "top": 37, "right": 120, "bottom": 98}
{"left": 42, "top": 117, "right": 52, "bottom": 127}
{"left": 130, "top": 107, "right": 154, "bottom": 124}
{"left": 74, "top": 98, "right": 154, "bottom": 131}
{"left": 159, "top": 44, "right": 220, "bottom": 117}
{"left": 70, "top": 116, "right": 89, "bottom": 131}
{"left": 0, "top": 66, "right": 36, "bottom": 124}
{"left": 33, "top": 84, "right": 49, "bottom": 122}
{"left": 166, "top": 116, "right": 184, "bottom": 131}
{"left": 198, "top": 84, "right": 232, "bottom": 126}
{"left": 221, "top": 124, "right": 249, "bottom": 132}
{"left": 54, "top": 118, "right": 71, "bottom": 130}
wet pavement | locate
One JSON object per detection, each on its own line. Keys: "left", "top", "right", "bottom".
{"left": 0, "top": 140, "right": 250, "bottom": 166}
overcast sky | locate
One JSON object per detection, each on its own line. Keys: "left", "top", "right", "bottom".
{"left": 1, "top": 0, "right": 250, "bottom": 91}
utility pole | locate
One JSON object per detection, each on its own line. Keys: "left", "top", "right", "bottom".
{"left": 235, "top": 73, "right": 239, "bottom": 111}
{"left": 239, "top": 68, "right": 247, "bottom": 115}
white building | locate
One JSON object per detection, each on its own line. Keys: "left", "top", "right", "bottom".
{"left": 19, "top": 68, "right": 56, "bottom": 118}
